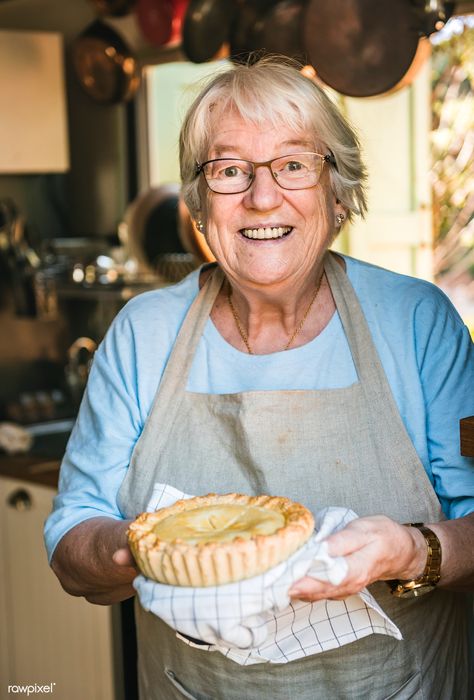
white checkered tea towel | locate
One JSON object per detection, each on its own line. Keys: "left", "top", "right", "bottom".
{"left": 133, "top": 483, "right": 402, "bottom": 665}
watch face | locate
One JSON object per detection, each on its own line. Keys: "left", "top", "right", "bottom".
{"left": 399, "top": 583, "right": 436, "bottom": 598}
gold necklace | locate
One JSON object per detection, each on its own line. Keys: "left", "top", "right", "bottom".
{"left": 227, "top": 274, "right": 324, "bottom": 354}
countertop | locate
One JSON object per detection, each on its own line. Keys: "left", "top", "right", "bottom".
{"left": 0, "top": 452, "right": 60, "bottom": 488}
{"left": 0, "top": 420, "right": 71, "bottom": 487}
{"left": 2, "top": 417, "right": 472, "bottom": 489}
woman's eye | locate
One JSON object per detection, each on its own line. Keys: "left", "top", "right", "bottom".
{"left": 285, "top": 161, "right": 305, "bottom": 172}
{"left": 222, "top": 166, "right": 240, "bottom": 178}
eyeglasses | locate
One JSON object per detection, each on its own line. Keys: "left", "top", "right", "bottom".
{"left": 195, "top": 152, "right": 336, "bottom": 195}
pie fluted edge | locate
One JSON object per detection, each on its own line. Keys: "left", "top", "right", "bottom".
{"left": 127, "top": 492, "right": 315, "bottom": 586}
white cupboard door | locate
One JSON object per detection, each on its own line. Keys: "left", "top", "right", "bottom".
{"left": 0, "top": 478, "right": 116, "bottom": 700}
{"left": 344, "top": 57, "right": 433, "bottom": 280}
{"left": 0, "top": 31, "right": 69, "bottom": 174}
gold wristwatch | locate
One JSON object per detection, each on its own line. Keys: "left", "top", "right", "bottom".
{"left": 388, "top": 523, "right": 442, "bottom": 598}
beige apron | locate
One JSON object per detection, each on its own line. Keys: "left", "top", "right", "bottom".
{"left": 118, "top": 253, "right": 469, "bottom": 700}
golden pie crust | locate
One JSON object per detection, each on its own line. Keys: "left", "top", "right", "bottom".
{"left": 128, "top": 493, "right": 314, "bottom": 587}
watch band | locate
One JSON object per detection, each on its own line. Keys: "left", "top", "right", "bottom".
{"left": 388, "top": 523, "right": 442, "bottom": 598}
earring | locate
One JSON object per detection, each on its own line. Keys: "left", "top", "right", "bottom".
{"left": 336, "top": 213, "right": 345, "bottom": 226}
{"left": 196, "top": 220, "right": 205, "bottom": 233}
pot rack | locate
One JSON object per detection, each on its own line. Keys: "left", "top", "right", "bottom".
{"left": 72, "top": 0, "right": 474, "bottom": 102}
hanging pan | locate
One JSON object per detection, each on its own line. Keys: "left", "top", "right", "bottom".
{"left": 182, "top": 0, "right": 238, "bottom": 63}
{"left": 135, "top": 0, "right": 174, "bottom": 47}
{"left": 169, "top": 0, "right": 191, "bottom": 44}
{"left": 302, "top": 0, "right": 424, "bottom": 97}
{"left": 122, "top": 184, "right": 214, "bottom": 273}
{"left": 258, "top": 0, "right": 307, "bottom": 63}
{"left": 229, "top": 0, "right": 274, "bottom": 64}
{"left": 72, "top": 20, "right": 140, "bottom": 104}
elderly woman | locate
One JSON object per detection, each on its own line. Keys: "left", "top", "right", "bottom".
{"left": 46, "top": 58, "right": 473, "bottom": 699}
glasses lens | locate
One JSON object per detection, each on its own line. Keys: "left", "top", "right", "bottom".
{"left": 203, "top": 159, "right": 253, "bottom": 194}
{"left": 272, "top": 153, "right": 322, "bottom": 189}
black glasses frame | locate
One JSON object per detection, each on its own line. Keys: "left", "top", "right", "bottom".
{"left": 194, "top": 152, "right": 337, "bottom": 194}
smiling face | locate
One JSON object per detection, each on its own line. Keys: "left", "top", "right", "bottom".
{"left": 197, "top": 111, "right": 339, "bottom": 292}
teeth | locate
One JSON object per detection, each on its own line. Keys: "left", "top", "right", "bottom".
{"left": 241, "top": 226, "right": 292, "bottom": 239}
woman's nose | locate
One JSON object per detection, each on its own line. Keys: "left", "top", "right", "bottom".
{"left": 243, "top": 165, "right": 283, "bottom": 210}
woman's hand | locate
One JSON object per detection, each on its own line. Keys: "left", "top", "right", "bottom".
{"left": 288, "top": 515, "right": 427, "bottom": 601}
{"left": 51, "top": 517, "right": 139, "bottom": 605}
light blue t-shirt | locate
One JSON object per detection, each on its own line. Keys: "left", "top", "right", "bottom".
{"left": 44, "top": 256, "right": 474, "bottom": 560}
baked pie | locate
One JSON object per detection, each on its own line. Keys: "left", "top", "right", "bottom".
{"left": 128, "top": 493, "right": 314, "bottom": 586}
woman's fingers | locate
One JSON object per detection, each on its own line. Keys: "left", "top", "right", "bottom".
{"left": 288, "top": 548, "right": 371, "bottom": 601}
{"left": 324, "top": 515, "right": 396, "bottom": 557}
{"left": 288, "top": 576, "right": 332, "bottom": 600}
{"left": 288, "top": 516, "right": 427, "bottom": 601}
{"left": 326, "top": 516, "right": 424, "bottom": 578}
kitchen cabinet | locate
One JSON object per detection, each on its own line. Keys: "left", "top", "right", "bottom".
{"left": 0, "top": 477, "right": 121, "bottom": 700}
{"left": 460, "top": 416, "right": 474, "bottom": 457}
{"left": 0, "top": 31, "right": 69, "bottom": 174}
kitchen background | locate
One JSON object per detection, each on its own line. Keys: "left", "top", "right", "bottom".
{"left": 0, "top": 1, "right": 473, "bottom": 699}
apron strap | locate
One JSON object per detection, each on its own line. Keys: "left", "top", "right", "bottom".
{"left": 160, "top": 266, "right": 225, "bottom": 386}
{"left": 324, "top": 254, "right": 428, "bottom": 473}
{"left": 325, "top": 254, "right": 391, "bottom": 392}
{"left": 130, "top": 266, "right": 225, "bottom": 469}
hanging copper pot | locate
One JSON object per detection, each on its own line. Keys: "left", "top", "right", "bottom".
{"left": 72, "top": 20, "right": 140, "bottom": 104}
{"left": 169, "top": 0, "right": 190, "bottom": 44}
{"left": 135, "top": 0, "right": 174, "bottom": 47}
{"left": 258, "top": 0, "right": 306, "bottom": 63}
{"left": 182, "top": 0, "right": 238, "bottom": 63}
{"left": 229, "top": 0, "right": 273, "bottom": 64}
